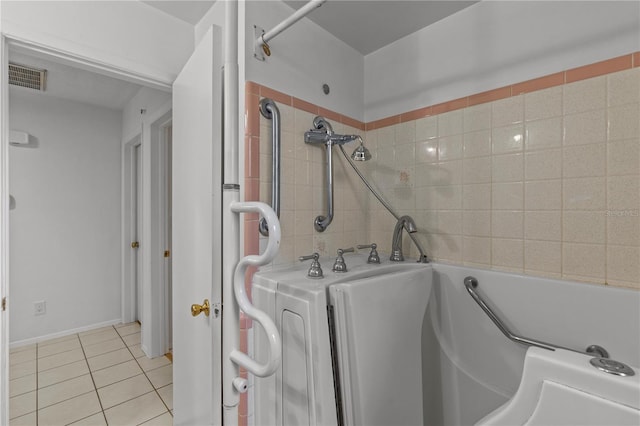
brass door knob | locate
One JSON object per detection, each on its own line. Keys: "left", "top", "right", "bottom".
{"left": 131, "top": 241, "right": 140, "bottom": 249}
{"left": 191, "top": 299, "right": 210, "bottom": 317}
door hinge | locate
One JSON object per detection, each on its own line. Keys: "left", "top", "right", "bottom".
{"left": 164, "top": 250, "right": 170, "bottom": 258}
{"left": 2, "top": 297, "right": 6, "bottom": 311}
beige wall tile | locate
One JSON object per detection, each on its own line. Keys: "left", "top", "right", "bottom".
{"left": 415, "top": 116, "right": 438, "bottom": 141}
{"left": 525, "top": 86, "right": 562, "bottom": 121}
{"left": 432, "top": 161, "right": 462, "bottom": 186}
{"left": 525, "top": 117, "right": 563, "bottom": 150}
{"left": 607, "top": 68, "right": 640, "bottom": 107}
{"left": 563, "top": 76, "right": 606, "bottom": 114}
{"left": 492, "top": 95, "right": 524, "bottom": 127}
{"left": 431, "top": 234, "right": 462, "bottom": 262}
{"left": 607, "top": 175, "right": 639, "bottom": 210}
{"left": 492, "top": 124, "right": 524, "bottom": 154}
{"left": 525, "top": 180, "right": 561, "bottom": 210}
{"left": 395, "top": 121, "right": 416, "bottom": 145}
{"left": 493, "top": 182, "right": 524, "bottom": 210}
{"left": 607, "top": 139, "right": 640, "bottom": 176}
{"left": 563, "top": 211, "right": 606, "bottom": 244}
{"left": 395, "top": 143, "right": 416, "bottom": 166}
{"left": 463, "top": 184, "right": 492, "bottom": 210}
{"left": 463, "top": 130, "right": 492, "bottom": 158}
{"left": 493, "top": 153, "right": 524, "bottom": 182}
{"left": 253, "top": 73, "right": 639, "bottom": 288}
{"left": 438, "top": 110, "right": 464, "bottom": 136}
{"left": 563, "top": 109, "right": 607, "bottom": 145}
{"left": 435, "top": 185, "right": 462, "bottom": 210}
{"left": 463, "top": 157, "right": 492, "bottom": 184}
{"left": 464, "top": 103, "right": 492, "bottom": 132}
{"left": 463, "top": 236, "right": 491, "bottom": 265}
{"left": 525, "top": 149, "right": 562, "bottom": 180}
{"left": 607, "top": 245, "right": 640, "bottom": 283}
{"left": 524, "top": 211, "right": 562, "bottom": 241}
{"left": 463, "top": 210, "right": 491, "bottom": 237}
{"left": 492, "top": 211, "right": 523, "bottom": 238}
{"left": 524, "top": 240, "right": 562, "bottom": 273}
{"left": 416, "top": 140, "right": 438, "bottom": 164}
{"left": 492, "top": 238, "right": 524, "bottom": 269}
{"left": 563, "top": 177, "right": 606, "bottom": 210}
{"left": 608, "top": 103, "right": 640, "bottom": 142}
{"left": 607, "top": 214, "right": 640, "bottom": 246}
{"left": 437, "top": 210, "right": 463, "bottom": 235}
{"left": 438, "top": 135, "right": 463, "bottom": 160}
{"left": 562, "top": 243, "right": 606, "bottom": 279}
{"left": 563, "top": 143, "right": 606, "bottom": 178}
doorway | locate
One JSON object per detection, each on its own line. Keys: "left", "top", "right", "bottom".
{"left": 134, "top": 141, "right": 143, "bottom": 322}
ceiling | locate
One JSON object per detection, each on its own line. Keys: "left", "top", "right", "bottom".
{"left": 9, "top": 51, "right": 143, "bottom": 111}
{"left": 283, "top": 1, "right": 477, "bottom": 55}
{"left": 143, "top": 0, "right": 477, "bottom": 55}
{"left": 141, "top": 0, "right": 216, "bottom": 25}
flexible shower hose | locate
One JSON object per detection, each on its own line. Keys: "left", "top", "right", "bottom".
{"left": 338, "top": 145, "right": 429, "bottom": 263}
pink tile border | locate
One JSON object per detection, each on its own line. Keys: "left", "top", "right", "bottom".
{"left": 565, "top": 54, "right": 632, "bottom": 83}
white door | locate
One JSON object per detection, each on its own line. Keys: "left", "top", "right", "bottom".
{"left": 134, "top": 143, "right": 143, "bottom": 322}
{"left": 165, "top": 126, "right": 173, "bottom": 351}
{"left": 0, "top": 36, "right": 10, "bottom": 426}
{"left": 172, "top": 26, "right": 222, "bottom": 425}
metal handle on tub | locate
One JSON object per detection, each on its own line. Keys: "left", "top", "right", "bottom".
{"left": 230, "top": 202, "right": 282, "bottom": 378}
{"left": 463, "top": 276, "right": 609, "bottom": 358}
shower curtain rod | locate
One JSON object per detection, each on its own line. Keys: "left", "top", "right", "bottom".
{"left": 254, "top": 0, "right": 327, "bottom": 60}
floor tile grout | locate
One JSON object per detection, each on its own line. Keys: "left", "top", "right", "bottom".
{"left": 78, "top": 327, "right": 110, "bottom": 426}
{"left": 10, "top": 322, "right": 171, "bottom": 425}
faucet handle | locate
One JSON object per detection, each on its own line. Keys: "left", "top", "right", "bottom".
{"left": 332, "top": 247, "right": 354, "bottom": 273}
{"left": 299, "top": 253, "right": 323, "bottom": 279}
{"left": 357, "top": 243, "right": 380, "bottom": 264}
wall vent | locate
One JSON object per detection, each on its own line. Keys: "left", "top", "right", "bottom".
{"left": 9, "top": 62, "right": 47, "bottom": 91}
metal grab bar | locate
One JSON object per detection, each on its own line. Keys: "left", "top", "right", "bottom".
{"left": 258, "top": 98, "right": 280, "bottom": 236}
{"left": 230, "top": 202, "right": 282, "bottom": 378}
{"left": 463, "top": 276, "right": 609, "bottom": 358}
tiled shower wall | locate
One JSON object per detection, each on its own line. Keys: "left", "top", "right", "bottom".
{"left": 245, "top": 54, "right": 640, "bottom": 290}
{"left": 245, "top": 83, "right": 369, "bottom": 265}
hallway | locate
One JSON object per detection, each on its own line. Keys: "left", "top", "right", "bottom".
{"left": 9, "top": 323, "right": 173, "bottom": 425}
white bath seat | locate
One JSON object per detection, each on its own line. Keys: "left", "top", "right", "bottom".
{"left": 476, "top": 347, "right": 640, "bottom": 425}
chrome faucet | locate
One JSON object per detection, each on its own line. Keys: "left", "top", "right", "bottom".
{"left": 390, "top": 215, "right": 417, "bottom": 261}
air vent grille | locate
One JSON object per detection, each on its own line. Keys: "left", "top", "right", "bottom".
{"left": 9, "top": 63, "right": 47, "bottom": 91}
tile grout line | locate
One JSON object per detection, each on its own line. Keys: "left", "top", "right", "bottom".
{"left": 117, "top": 326, "right": 174, "bottom": 419}
{"left": 77, "top": 328, "right": 111, "bottom": 426}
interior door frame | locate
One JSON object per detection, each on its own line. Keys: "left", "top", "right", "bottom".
{"left": 0, "top": 35, "right": 172, "bottom": 424}
{"left": 145, "top": 109, "right": 172, "bottom": 357}
{"left": 122, "top": 135, "right": 142, "bottom": 325}
{"left": 0, "top": 35, "right": 11, "bottom": 426}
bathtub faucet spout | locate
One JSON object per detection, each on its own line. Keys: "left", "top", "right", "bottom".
{"left": 390, "top": 215, "right": 417, "bottom": 261}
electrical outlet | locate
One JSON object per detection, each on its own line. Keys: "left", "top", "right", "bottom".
{"left": 34, "top": 301, "right": 46, "bottom": 316}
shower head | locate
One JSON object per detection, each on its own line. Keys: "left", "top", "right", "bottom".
{"left": 351, "top": 138, "right": 371, "bottom": 161}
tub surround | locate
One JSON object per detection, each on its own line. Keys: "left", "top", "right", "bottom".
{"left": 245, "top": 51, "right": 640, "bottom": 291}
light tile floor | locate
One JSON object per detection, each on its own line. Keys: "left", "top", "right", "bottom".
{"left": 9, "top": 323, "right": 173, "bottom": 425}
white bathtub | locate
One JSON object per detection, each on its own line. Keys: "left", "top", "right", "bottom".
{"left": 426, "top": 263, "right": 640, "bottom": 425}
{"left": 253, "top": 258, "right": 640, "bottom": 425}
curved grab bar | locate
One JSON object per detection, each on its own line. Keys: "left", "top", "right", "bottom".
{"left": 258, "top": 98, "right": 280, "bottom": 236}
{"left": 464, "top": 276, "right": 609, "bottom": 358}
{"left": 230, "top": 201, "right": 282, "bottom": 377}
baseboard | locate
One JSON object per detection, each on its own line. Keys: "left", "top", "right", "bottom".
{"left": 9, "top": 318, "right": 123, "bottom": 349}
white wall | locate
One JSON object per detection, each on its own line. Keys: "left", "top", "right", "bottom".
{"left": 364, "top": 1, "right": 640, "bottom": 121}
{"left": 9, "top": 89, "right": 122, "bottom": 343}
{"left": 122, "top": 87, "right": 171, "bottom": 142}
{"left": 1, "top": 0, "right": 194, "bottom": 86}
{"left": 244, "top": 0, "right": 365, "bottom": 121}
